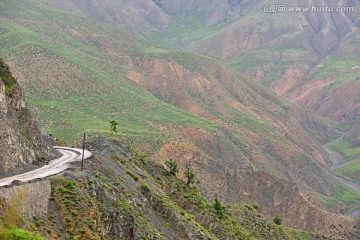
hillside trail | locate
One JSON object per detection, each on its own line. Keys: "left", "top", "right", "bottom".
{"left": 323, "top": 133, "right": 360, "bottom": 217}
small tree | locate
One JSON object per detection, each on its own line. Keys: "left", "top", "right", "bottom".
{"left": 109, "top": 120, "right": 118, "bottom": 136}
{"left": 213, "top": 197, "right": 225, "bottom": 218}
{"left": 273, "top": 214, "right": 282, "bottom": 225}
{"left": 185, "top": 166, "right": 196, "bottom": 185}
{"left": 165, "top": 159, "right": 178, "bottom": 176}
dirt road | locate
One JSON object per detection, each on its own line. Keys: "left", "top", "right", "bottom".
{"left": 0, "top": 147, "right": 91, "bottom": 187}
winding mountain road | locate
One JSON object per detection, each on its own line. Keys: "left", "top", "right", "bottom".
{"left": 323, "top": 135, "right": 360, "bottom": 217}
{"left": 0, "top": 147, "right": 91, "bottom": 187}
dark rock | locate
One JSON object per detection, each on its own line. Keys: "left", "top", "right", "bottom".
{"left": 0, "top": 58, "right": 55, "bottom": 177}
{"left": 11, "top": 180, "right": 22, "bottom": 186}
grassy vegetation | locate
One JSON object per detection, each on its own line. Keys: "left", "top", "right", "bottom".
{"left": 163, "top": 172, "right": 318, "bottom": 239}
{"left": 228, "top": 204, "right": 316, "bottom": 240}
{"left": 305, "top": 31, "right": 360, "bottom": 92}
{"left": 2, "top": 0, "right": 359, "bottom": 226}
{"left": 49, "top": 177, "right": 103, "bottom": 239}
{"left": 227, "top": 47, "right": 308, "bottom": 87}
{"left": 0, "top": 228, "right": 46, "bottom": 240}
{"left": 62, "top": 139, "right": 321, "bottom": 239}
{"left": 337, "top": 159, "right": 360, "bottom": 184}
{"left": 0, "top": 0, "right": 220, "bottom": 146}
{"left": 147, "top": 16, "right": 221, "bottom": 49}
{"left": 0, "top": 0, "right": 310, "bottom": 153}
{"left": 321, "top": 138, "right": 360, "bottom": 212}
{"left": 0, "top": 191, "right": 46, "bottom": 240}
{"left": 331, "top": 139, "right": 360, "bottom": 160}
{"left": 0, "top": 0, "right": 276, "bottom": 173}
{"left": 0, "top": 58, "right": 17, "bottom": 94}
{"left": 320, "top": 182, "right": 360, "bottom": 214}
{"left": 312, "top": 55, "right": 360, "bottom": 82}
{"left": 26, "top": 92, "right": 215, "bottom": 144}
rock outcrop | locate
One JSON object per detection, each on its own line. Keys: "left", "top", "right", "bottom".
{"left": 0, "top": 58, "right": 55, "bottom": 177}
{"left": 0, "top": 180, "right": 51, "bottom": 218}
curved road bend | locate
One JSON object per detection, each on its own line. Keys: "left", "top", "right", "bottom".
{"left": 323, "top": 136, "right": 360, "bottom": 217}
{"left": 0, "top": 147, "right": 91, "bottom": 187}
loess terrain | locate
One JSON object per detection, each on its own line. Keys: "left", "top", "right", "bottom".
{"left": 0, "top": 0, "right": 360, "bottom": 236}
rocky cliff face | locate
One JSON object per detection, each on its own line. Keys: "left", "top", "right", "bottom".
{"left": 0, "top": 58, "right": 54, "bottom": 177}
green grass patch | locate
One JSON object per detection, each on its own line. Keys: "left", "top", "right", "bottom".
{"left": 147, "top": 16, "right": 221, "bottom": 49}
{"left": 0, "top": 1, "right": 217, "bottom": 145}
{"left": 320, "top": 182, "right": 360, "bottom": 214}
{"left": 126, "top": 170, "right": 139, "bottom": 181}
{"left": 0, "top": 58, "right": 17, "bottom": 93}
{"left": 227, "top": 47, "right": 307, "bottom": 86}
{"left": 0, "top": 228, "right": 46, "bottom": 240}
{"left": 331, "top": 139, "right": 360, "bottom": 159}
{"left": 337, "top": 159, "right": 360, "bottom": 184}
{"left": 26, "top": 91, "right": 214, "bottom": 144}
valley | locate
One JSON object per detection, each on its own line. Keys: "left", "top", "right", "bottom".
{"left": 323, "top": 133, "right": 360, "bottom": 216}
{"left": 0, "top": 0, "right": 360, "bottom": 238}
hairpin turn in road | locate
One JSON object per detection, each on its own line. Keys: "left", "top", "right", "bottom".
{"left": 0, "top": 147, "right": 91, "bottom": 187}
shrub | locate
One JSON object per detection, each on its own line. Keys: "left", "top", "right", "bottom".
{"left": 185, "top": 167, "right": 196, "bottom": 185}
{"left": 213, "top": 197, "right": 225, "bottom": 218}
{"left": 273, "top": 214, "right": 282, "bottom": 225}
{"left": 140, "top": 183, "right": 150, "bottom": 193}
{"left": 111, "top": 154, "right": 120, "bottom": 161}
{"left": 109, "top": 120, "right": 118, "bottom": 135}
{"left": 252, "top": 203, "right": 260, "bottom": 211}
{"left": 126, "top": 171, "right": 139, "bottom": 181}
{"left": 165, "top": 159, "right": 178, "bottom": 176}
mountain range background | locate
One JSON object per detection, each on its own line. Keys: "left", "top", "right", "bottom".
{"left": 1, "top": 0, "right": 360, "bottom": 238}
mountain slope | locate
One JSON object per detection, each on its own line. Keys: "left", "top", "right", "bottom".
{"left": 3, "top": 137, "right": 326, "bottom": 240}
{"left": 37, "top": 0, "right": 171, "bottom": 36}
{"left": 178, "top": 0, "right": 360, "bottom": 144}
{"left": 0, "top": 58, "right": 56, "bottom": 177}
{"left": 0, "top": 0, "right": 358, "bottom": 233}
{"left": 37, "top": 0, "right": 360, "bottom": 144}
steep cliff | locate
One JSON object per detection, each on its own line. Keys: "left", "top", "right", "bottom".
{"left": 0, "top": 58, "right": 55, "bottom": 177}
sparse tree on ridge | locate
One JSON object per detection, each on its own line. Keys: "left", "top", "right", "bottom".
{"left": 109, "top": 120, "right": 118, "bottom": 136}
{"left": 213, "top": 197, "right": 225, "bottom": 218}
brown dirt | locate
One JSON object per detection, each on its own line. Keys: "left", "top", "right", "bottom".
{"left": 271, "top": 68, "right": 305, "bottom": 96}
{"left": 68, "top": 28, "right": 83, "bottom": 37}
{"left": 288, "top": 77, "right": 333, "bottom": 105}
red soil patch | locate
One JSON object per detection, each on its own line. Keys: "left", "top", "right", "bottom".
{"left": 271, "top": 68, "right": 305, "bottom": 96}
{"left": 288, "top": 77, "right": 332, "bottom": 104}
{"left": 68, "top": 28, "right": 83, "bottom": 37}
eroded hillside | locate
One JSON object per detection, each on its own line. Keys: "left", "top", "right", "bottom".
{"left": 0, "top": 0, "right": 359, "bottom": 235}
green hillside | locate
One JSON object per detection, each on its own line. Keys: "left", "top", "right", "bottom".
{"left": 1, "top": 0, "right": 359, "bottom": 234}
{"left": 0, "top": 1, "right": 215, "bottom": 145}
